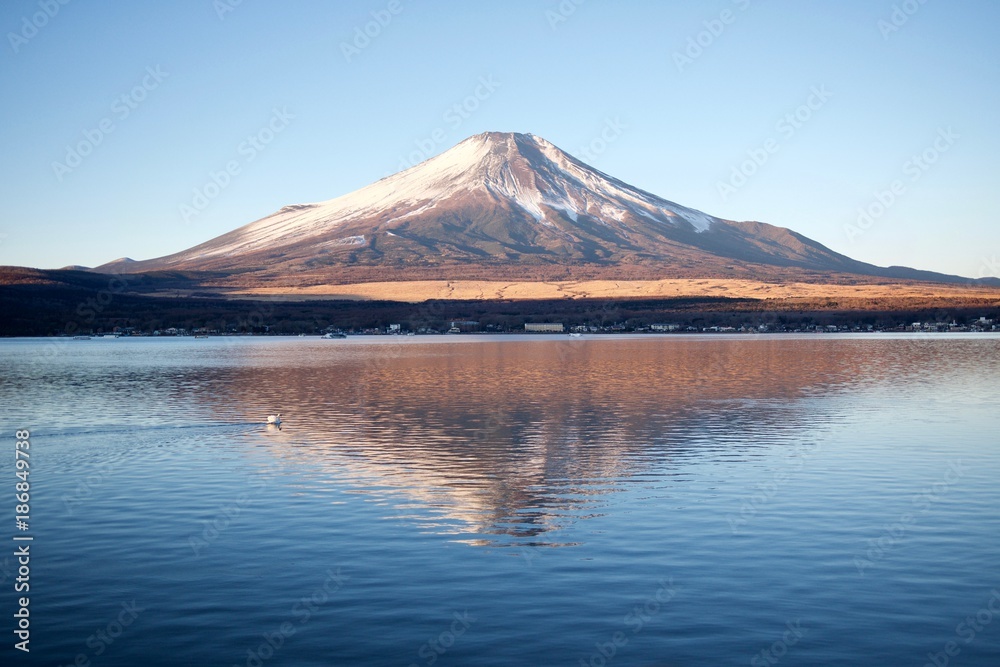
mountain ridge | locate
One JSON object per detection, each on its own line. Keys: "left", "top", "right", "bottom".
{"left": 92, "top": 132, "right": 991, "bottom": 287}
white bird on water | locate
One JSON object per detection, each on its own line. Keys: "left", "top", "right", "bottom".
{"left": 266, "top": 413, "right": 282, "bottom": 425}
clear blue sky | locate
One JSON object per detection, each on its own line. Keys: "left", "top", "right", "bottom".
{"left": 1, "top": 0, "right": 998, "bottom": 277}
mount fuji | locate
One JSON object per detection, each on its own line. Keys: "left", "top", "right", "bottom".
{"left": 97, "top": 132, "right": 975, "bottom": 286}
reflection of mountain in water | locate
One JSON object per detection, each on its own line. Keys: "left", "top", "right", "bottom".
{"left": 26, "top": 337, "right": 975, "bottom": 545}
{"left": 209, "top": 337, "right": 900, "bottom": 545}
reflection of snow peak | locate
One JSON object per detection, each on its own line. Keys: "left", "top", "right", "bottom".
{"left": 165, "top": 132, "right": 719, "bottom": 263}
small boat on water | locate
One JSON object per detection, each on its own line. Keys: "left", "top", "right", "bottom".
{"left": 322, "top": 332, "right": 347, "bottom": 339}
{"left": 266, "top": 414, "right": 282, "bottom": 425}
{"left": 73, "top": 335, "right": 92, "bottom": 340}
{"left": 569, "top": 333, "right": 583, "bottom": 338}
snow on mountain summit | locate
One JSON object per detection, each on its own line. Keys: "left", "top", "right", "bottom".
{"left": 173, "top": 132, "right": 719, "bottom": 263}
{"left": 318, "top": 131, "right": 719, "bottom": 233}
{"left": 95, "top": 132, "right": 948, "bottom": 284}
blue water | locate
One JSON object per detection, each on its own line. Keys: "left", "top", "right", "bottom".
{"left": 1, "top": 335, "right": 999, "bottom": 666}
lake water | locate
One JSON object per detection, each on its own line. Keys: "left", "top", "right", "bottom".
{"left": 1, "top": 335, "right": 999, "bottom": 666}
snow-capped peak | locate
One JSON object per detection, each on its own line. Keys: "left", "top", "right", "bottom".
{"left": 161, "top": 132, "right": 720, "bottom": 263}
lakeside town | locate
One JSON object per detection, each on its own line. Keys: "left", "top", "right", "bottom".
{"left": 63, "top": 315, "right": 999, "bottom": 338}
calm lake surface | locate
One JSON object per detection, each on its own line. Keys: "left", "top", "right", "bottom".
{"left": 1, "top": 335, "right": 999, "bottom": 666}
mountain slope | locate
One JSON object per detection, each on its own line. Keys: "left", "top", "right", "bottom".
{"left": 98, "top": 132, "right": 978, "bottom": 286}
